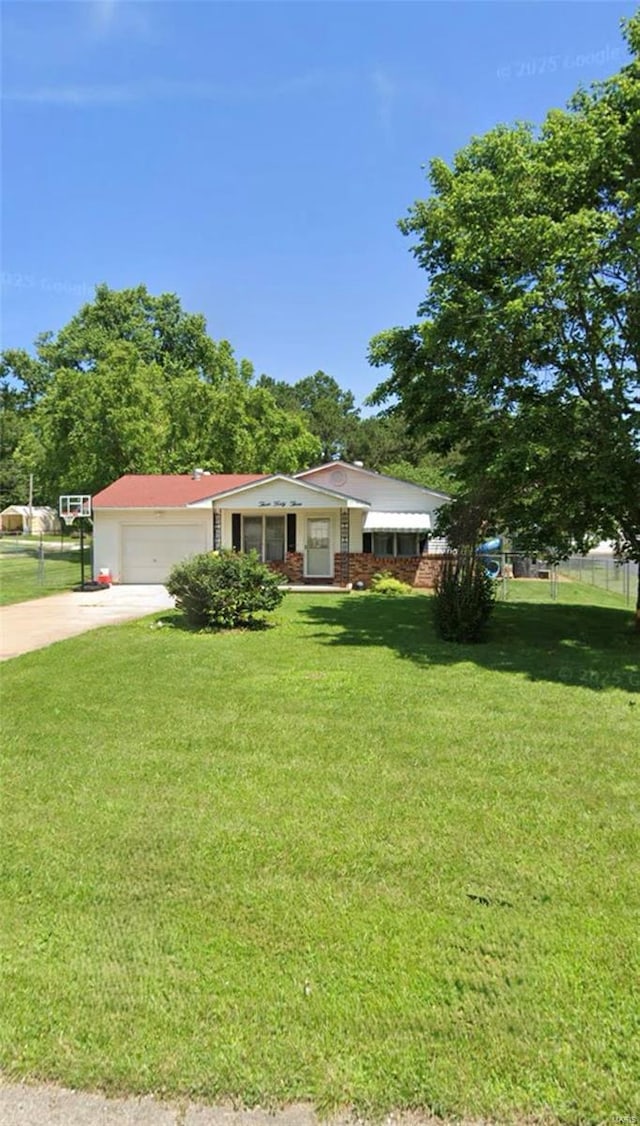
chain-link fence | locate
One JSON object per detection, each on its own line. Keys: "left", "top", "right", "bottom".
{"left": 475, "top": 549, "right": 638, "bottom": 606}
{"left": 0, "top": 533, "right": 92, "bottom": 603}
{"left": 556, "top": 553, "right": 638, "bottom": 606}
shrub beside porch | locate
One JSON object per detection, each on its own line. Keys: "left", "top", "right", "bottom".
{"left": 266, "top": 551, "right": 447, "bottom": 587}
{"left": 336, "top": 551, "right": 447, "bottom": 588}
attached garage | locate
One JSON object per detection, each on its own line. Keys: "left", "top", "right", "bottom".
{"left": 91, "top": 473, "right": 266, "bottom": 585}
{"left": 121, "top": 524, "right": 206, "bottom": 583}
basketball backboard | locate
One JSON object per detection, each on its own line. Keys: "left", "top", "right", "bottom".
{"left": 59, "top": 494, "right": 92, "bottom": 522}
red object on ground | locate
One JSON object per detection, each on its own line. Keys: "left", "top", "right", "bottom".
{"left": 96, "top": 569, "right": 112, "bottom": 585}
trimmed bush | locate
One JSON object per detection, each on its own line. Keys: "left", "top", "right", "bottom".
{"left": 166, "top": 550, "right": 285, "bottom": 630}
{"left": 433, "top": 549, "right": 496, "bottom": 642}
{"left": 369, "top": 570, "right": 413, "bottom": 596}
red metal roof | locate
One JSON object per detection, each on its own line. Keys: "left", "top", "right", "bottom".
{"left": 92, "top": 474, "right": 267, "bottom": 508}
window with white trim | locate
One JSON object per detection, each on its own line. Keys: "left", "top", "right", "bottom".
{"left": 242, "top": 515, "right": 285, "bottom": 561}
{"left": 372, "top": 531, "right": 422, "bottom": 557}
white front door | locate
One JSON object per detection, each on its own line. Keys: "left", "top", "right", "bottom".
{"left": 306, "top": 518, "right": 332, "bottom": 577}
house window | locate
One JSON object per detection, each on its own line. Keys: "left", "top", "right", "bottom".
{"left": 243, "top": 516, "right": 262, "bottom": 555}
{"left": 373, "top": 531, "right": 394, "bottom": 556}
{"left": 242, "top": 515, "right": 285, "bottom": 562}
{"left": 265, "top": 516, "right": 285, "bottom": 562}
{"left": 371, "top": 531, "right": 421, "bottom": 557}
{"left": 397, "top": 533, "right": 419, "bottom": 557}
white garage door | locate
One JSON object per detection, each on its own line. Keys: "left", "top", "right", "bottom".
{"left": 121, "top": 524, "right": 207, "bottom": 583}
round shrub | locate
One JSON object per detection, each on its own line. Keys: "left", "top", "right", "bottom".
{"left": 166, "top": 550, "right": 285, "bottom": 630}
{"left": 369, "top": 570, "right": 413, "bottom": 596}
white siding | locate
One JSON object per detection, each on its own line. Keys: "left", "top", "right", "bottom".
{"left": 93, "top": 509, "right": 212, "bottom": 583}
{"left": 301, "top": 465, "right": 446, "bottom": 513}
{"left": 213, "top": 478, "right": 348, "bottom": 510}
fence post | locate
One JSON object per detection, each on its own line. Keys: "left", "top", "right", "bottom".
{"left": 37, "top": 534, "right": 45, "bottom": 586}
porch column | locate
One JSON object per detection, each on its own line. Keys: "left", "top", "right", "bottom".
{"left": 339, "top": 508, "right": 350, "bottom": 585}
{"left": 213, "top": 507, "right": 222, "bottom": 551}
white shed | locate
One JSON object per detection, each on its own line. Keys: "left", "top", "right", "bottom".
{"left": 0, "top": 505, "right": 62, "bottom": 535}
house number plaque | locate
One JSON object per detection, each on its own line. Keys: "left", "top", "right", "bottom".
{"left": 257, "top": 500, "right": 303, "bottom": 507}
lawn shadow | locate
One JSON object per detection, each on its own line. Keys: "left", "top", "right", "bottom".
{"left": 147, "top": 608, "right": 275, "bottom": 634}
{"left": 300, "top": 595, "right": 640, "bottom": 694}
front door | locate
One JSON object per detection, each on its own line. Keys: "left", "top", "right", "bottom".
{"left": 306, "top": 518, "right": 332, "bottom": 577}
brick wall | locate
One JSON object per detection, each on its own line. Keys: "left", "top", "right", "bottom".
{"left": 335, "top": 552, "right": 447, "bottom": 589}
{"left": 266, "top": 552, "right": 446, "bottom": 588}
{"left": 268, "top": 552, "right": 304, "bottom": 583}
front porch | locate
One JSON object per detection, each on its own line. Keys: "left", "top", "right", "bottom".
{"left": 204, "top": 472, "right": 447, "bottom": 589}
{"left": 266, "top": 549, "right": 447, "bottom": 588}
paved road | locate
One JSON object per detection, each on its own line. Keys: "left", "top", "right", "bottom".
{"left": 0, "top": 585, "right": 175, "bottom": 661}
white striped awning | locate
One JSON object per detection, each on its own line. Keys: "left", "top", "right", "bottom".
{"left": 363, "top": 511, "right": 431, "bottom": 532}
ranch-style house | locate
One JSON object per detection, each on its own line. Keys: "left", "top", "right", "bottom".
{"left": 92, "top": 461, "right": 450, "bottom": 587}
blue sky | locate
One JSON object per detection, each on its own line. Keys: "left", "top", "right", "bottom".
{"left": 1, "top": 0, "right": 636, "bottom": 404}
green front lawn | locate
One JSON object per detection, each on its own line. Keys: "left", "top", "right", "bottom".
{"left": 1, "top": 587, "right": 638, "bottom": 1120}
{"left": 0, "top": 545, "right": 91, "bottom": 606}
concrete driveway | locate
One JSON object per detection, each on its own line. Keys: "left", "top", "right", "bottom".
{"left": 0, "top": 1084, "right": 436, "bottom": 1126}
{"left": 0, "top": 585, "right": 175, "bottom": 661}
{"left": 0, "top": 1084, "right": 365, "bottom": 1126}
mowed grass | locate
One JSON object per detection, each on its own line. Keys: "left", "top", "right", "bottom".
{"left": 0, "top": 544, "right": 90, "bottom": 605}
{"left": 1, "top": 585, "right": 638, "bottom": 1121}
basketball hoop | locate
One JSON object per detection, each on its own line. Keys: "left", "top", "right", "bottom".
{"left": 59, "top": 494, "right": 92, "bottom": 523}
{"left": 59, "top": 494, "right": 95, "bottom": 591}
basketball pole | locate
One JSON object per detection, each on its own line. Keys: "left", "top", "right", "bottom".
{"left": 59, "top": 496, "right": 98, "bottom": 592}
{"left": 80, "top": 517, "right": 85, "bottom": 589}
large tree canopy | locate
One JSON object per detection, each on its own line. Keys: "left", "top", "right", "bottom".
{"left": 370, "top": 15, "right": 640, "bottom": 620}
{"left": 256, "top": 370, "right": 360, "bottom": 462}
{"left": 2, "top": 284, "right": 476, "bottom": 507}
{"left": 3, "top": 286, "right": 320, "bottom": 500}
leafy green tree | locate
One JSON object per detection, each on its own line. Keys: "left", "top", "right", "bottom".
{"left": 255, "top": 375, "right": 300, "bottom": 414}
{"left": 381, "top": 458, "right": 460, "bottom": 496}
{"left": 19, "top": 350, "right": 321, "bottom": 500}
{"left": 1, "top": 349, "right": 49, "bottom": 404}
{"left": 0, "top": 349, "right": 50, "bottom": 507}
{"left": 347, "top": 412, "right": 413, "bottom": 469}
{"left": 347, "top": 412, "right": 459, "bottom": 489}
{"left": 164, "top": 379, "right": 320, "bottom": 476}
{"left": 0, "top": 378, "right": 30, "bottom": 508}
{"left": 292, "top": 371, "right": 359, "bottom": 461}
{"left": 34, "top": 283, "right": 234, "bottom": 384}
{"left": 257, "top": 370, "right": 359, "bottom": 461}
{"left": 370, "top": 15, "right": 640, "bottom": 624}
{"left": 243, "top": 384, "right": 321, "bottom": 473}
{"left": 18, "top": 344, "right": 169, "bottom": 497}
{"left": 8, "top": 286, "right": 320, "bottom": 499}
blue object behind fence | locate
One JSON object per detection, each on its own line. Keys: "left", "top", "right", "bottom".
{"left": 478, "top": 538, "right": 502, "bottom": 578}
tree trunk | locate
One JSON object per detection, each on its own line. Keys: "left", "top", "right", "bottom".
{"left": 636, "top": 565, "right": 640, "bottom": 632}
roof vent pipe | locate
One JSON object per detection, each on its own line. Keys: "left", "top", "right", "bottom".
{"left": 192, "top": 468, "right": 203, "bottom": 479}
